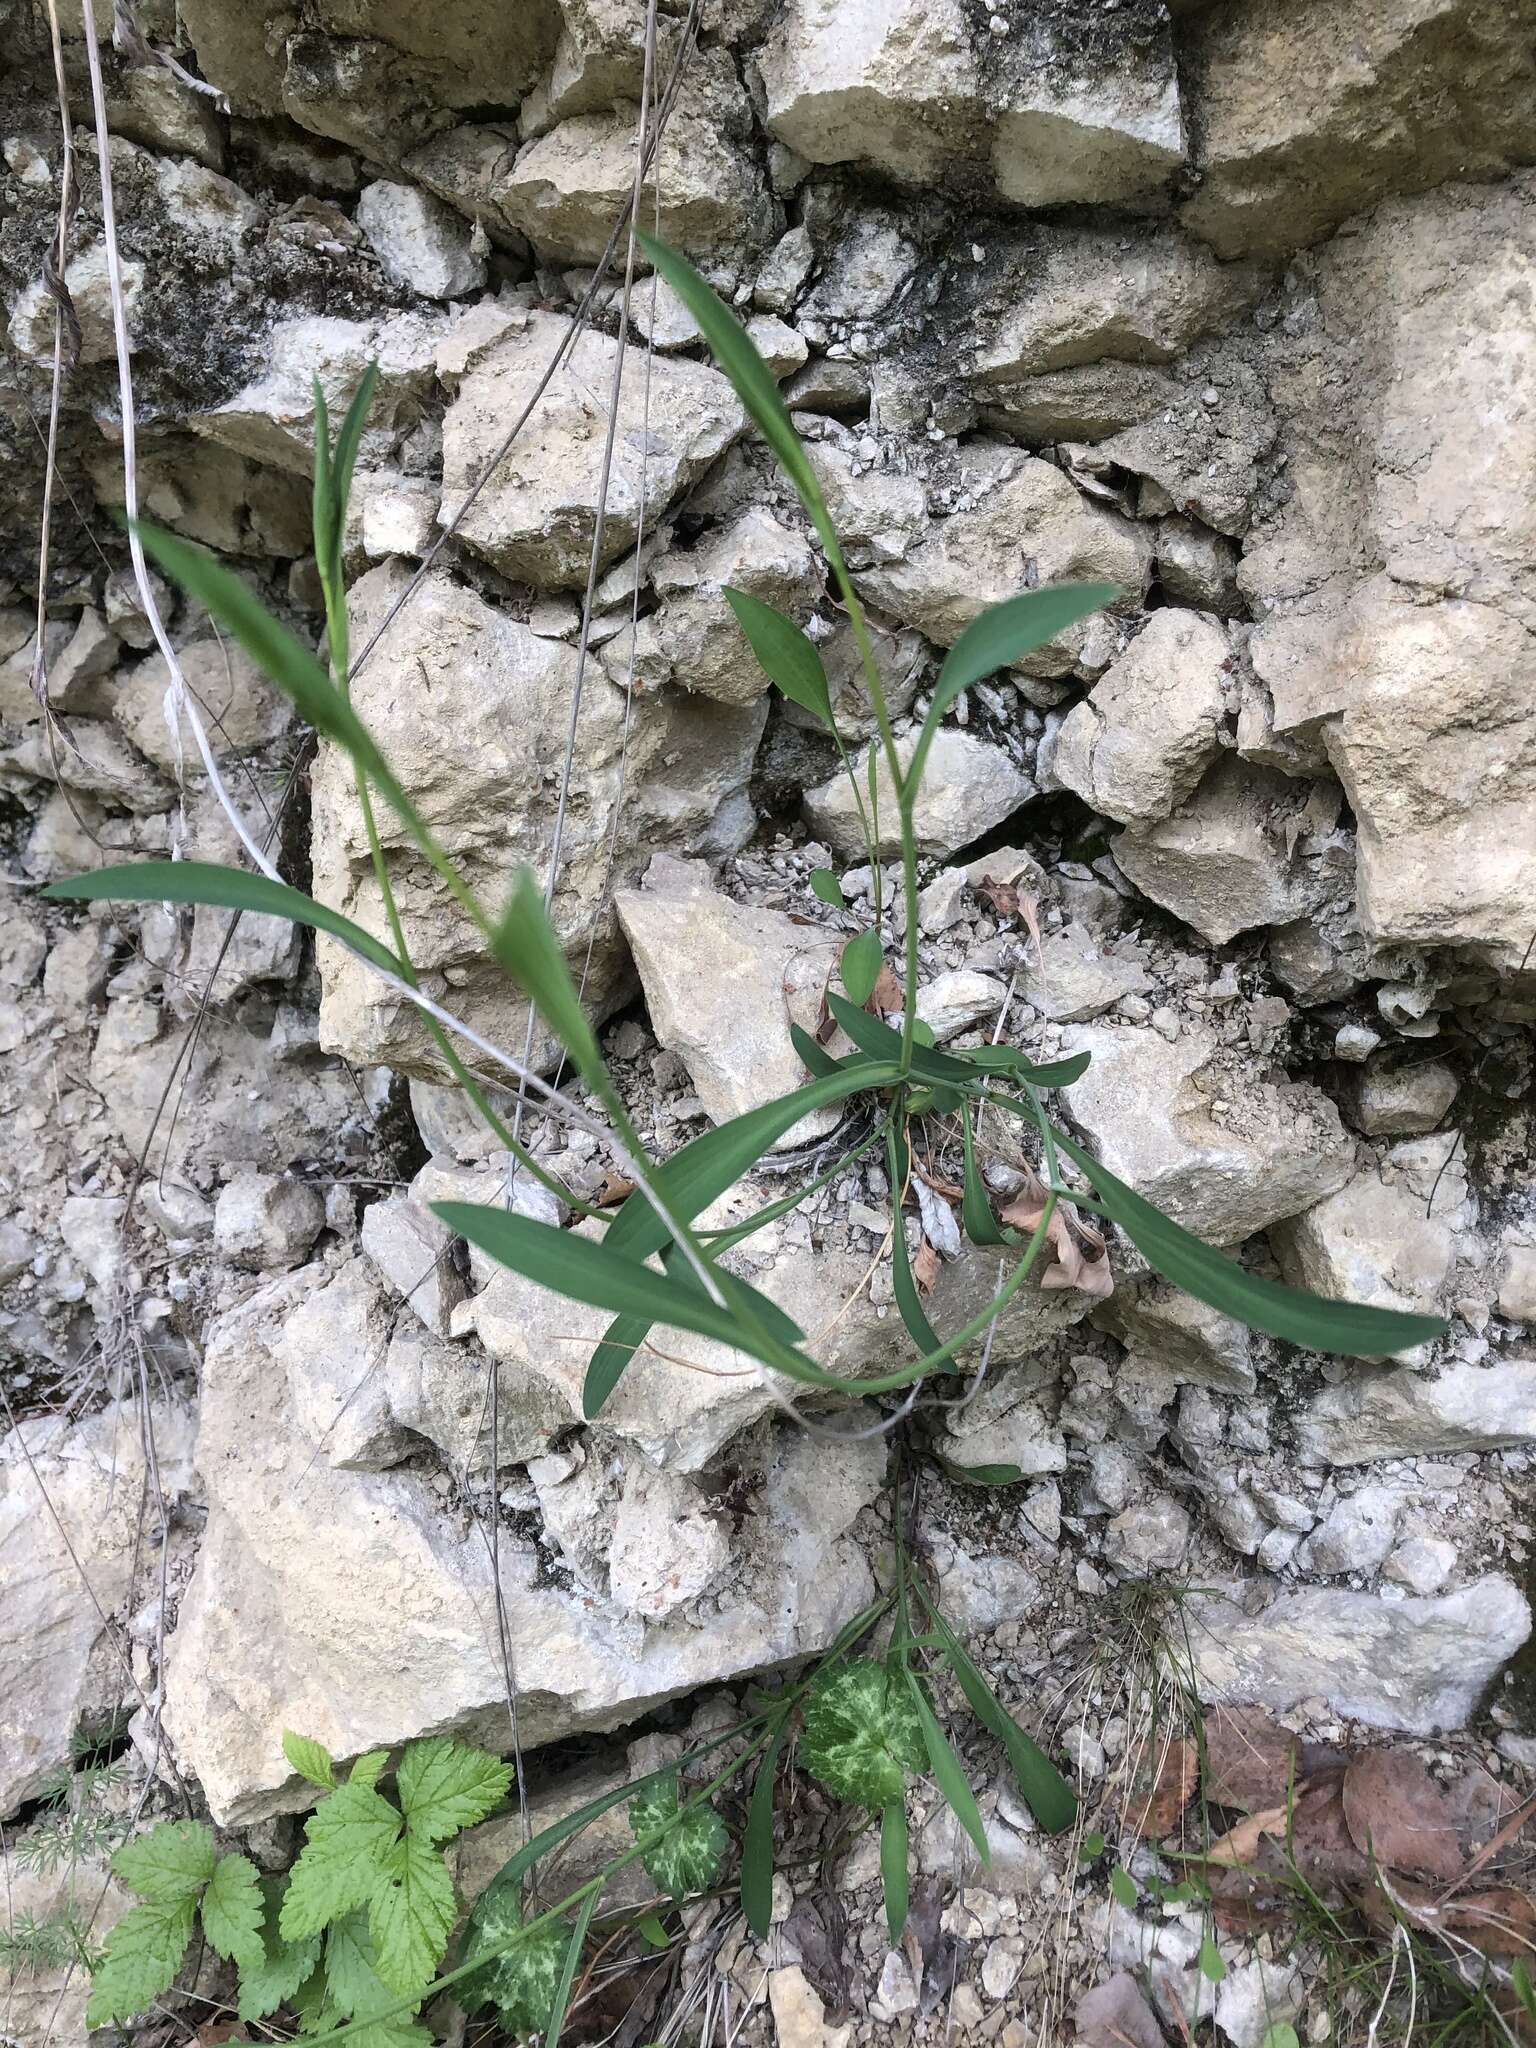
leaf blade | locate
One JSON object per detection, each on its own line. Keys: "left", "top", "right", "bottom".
{"left": 880, "top": 1800, "right": 909, "bottom": 1944}
{"left": 201, "top": 1854, "right": 266, "bottom": 1970}
{"left": 840, "top": 928, "right": 883, "bottom": 1006}
{"left": 740, "top": 1715, "right": 791, "bottom": 1941}
{"left": 724, "top": 589, "right": 832, "bottom": 725}
{"left": 903, "top": 1675, "right": 991, "bottom": 1868}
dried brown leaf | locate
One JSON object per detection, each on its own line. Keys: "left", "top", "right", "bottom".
{"left": 974, "top": 877, "right": 1020, "bottom": 920}
{"left": 1342, "top": 1748, "right": 1465, "bottom": 1883}
{"left": 1116, "top": 1734, "right": 1197, "bottom": 1840}
{"left": 912, "top": 1238, "right": 941, "bottom": 1297}
{"left": 594, "top": 1170, "right": 637, "bottom": 1207}
{"left": 1072, "top": 1971, "right": 1168, "bottom": 2048}
{"left": 869, "top": 962, "right": 905, "bottom": 1014}
{"left": 1202, "top": 1705, "right": 1302, "bottom": 1815}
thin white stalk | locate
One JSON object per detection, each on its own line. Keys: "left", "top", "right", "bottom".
{"left": 77, "top": 0, "right": 281, "bottom": 887}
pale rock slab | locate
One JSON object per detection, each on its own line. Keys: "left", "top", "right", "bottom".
{"left": 112, "top": 636, "right": 289, "bottom": 774}
{"left": 161, "top": 1263, "right": 887, "bottom": 1825}
{"left": 501, "top": 50, "right": 772, "bottom": 263}
{"left": 1297, "top": 1359, "right": 1536, "bottom": 1465}
{"left": 310, "top": 564, "right": 764, "bottom": 1079}
{"left": 615, "top": 860, "right": 843, "bottom": 1148}
{"left": 1019, "top": 923, "right": 1153, "bottom": 1026}
{"left": 441, "top": 312, "right": 745, "bottom": 586}
{"left": 991, "top": 35, "right": 1185, "bottom": 208}
{"left": 1298, "top": 1486, "right": 1403, "bottom": 1577}
{"left": 1052, "top": 609, "right": 1230, "bottom": 826}
{"left": 974, "top": 228, "right": 1263, "bottom": 383}
{"left": 1, "top": 1403, "right": 195, "bottom": 1816}
{"left": 1344, "top": 1059, "right": 1459, "bottom": 1138}
{"left": 1095, "top": 1278, "right": 1255, "bottom": 1393}
{"left": 1114, "top": 758, "right": 1333, "bottom": 945}
{"left": 859, "top": 448, "right": 1150, "bottom": 660}
{"left": 190, "top": 310, "right": 443, "bottom": 474}
{"left": 214, "top": 1170, "right": 326, "bottom": 1272}
{"left": 915, "top": 969, "right": 1007, "bottom": 1043}
{"left": 976, "top": 360, "right": 1177, "bottom": 445}
{"left": 1188, "top": 1577, "right": 1530, "bottom": 1736}
{"left": 1180, "top": 0, "right": 1536, "bottom": 260}
{"left": 8, "top": 241, "right": 143, "bottom": 365}
{"left": 804, "top": 728, "right": 1032, "bottom": 859}
{"left": 1270, "top": 1166, "right": 1456, "bottom": 1346}
{"left": 1156, "top": 515, "right": 1243, "bottom": 614}
{"left": 356, "top": 179, "right": 487, "bottom": 299}
{"left": 1063, "top": 1020, "right": 1355, "bottom": 1244}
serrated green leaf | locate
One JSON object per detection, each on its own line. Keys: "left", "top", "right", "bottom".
{"left": 1198, "top": 1934, "right": 1227, "bottom": 1983}
{"left": 44, "top": 862, "right": 403, "bottom": 977}
{"left": 397, "top": 1736, "right": 512, "bottom": 1844}
{"left": 724, "top": 589, "right": 832, "bottom": 725}
{"left": 201, "top": 1853, "right": 265, "bottom": 1968}
{"left": 236, "top": 1881, "right": 323, "bottom": 2022}
{"left": 800, "top": 1659, "right": 927, "bottom": 1811}
{"left": 840, "top": 928, "right": 883, "bottom": 1006}
{"left": 324, "top": 1909, "right": 388, "bottom": 2017}
{"left": 368, "top": 1832, "right": 456, "bottom": 1995}
{"left": 1109, "top": 1866, "right": 1137, "bottom": 1908}
{"left": 903, "top": 1675, "right": 990, "bottom": 1868}
{"left": 809, "top": 867, "right": 845, "bottom": 909}
{"left": 111, "top": 1820, "right": 217, "bottom": 1903}
{"left": 741, "top": 1714, "right": 791, "bottom": 1941}
{"left": 880, "top": 1800, "right": 908, "bottom": 1944}
{"left": 629, "top": 1777, "right": 728, "bottom": 1901}
{"left": 279, "top": 1782, "right": 403, "bottom": 1942}
{"left": 458, "top": 1870, "right": 573, "bottom": 2034}
{"left": 349, "top": 1751, "right": 390, "bottom": 1790}
{"left": 85, "top": 1895, "right": 196, "bottom": 2026}
{"left": 639, "top": 235, "right": 838, "bottom": 562}
{"left": 284, "top": 1731, "right": 337, "bottom": 1791}
{"left": 913, "top": 1587, "right": 1075, "bottom": 1834}
{"left": 1049, "top": 1122, "right": 1449, "bottom": 1357}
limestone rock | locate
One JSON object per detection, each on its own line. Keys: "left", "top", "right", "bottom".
{"left": 1052, "top": 610, "right": 1230, "bottom": 826}
{"left": 112, "top": 636, "right": 289, "bottom": 774}
{"left": 1180, "top": 0, "right": 1536, "bottom": 260}
{"left": 915, "top": 969, "right": 1006, "bottom": 1043}
{"left": 615, "top": 860, "right": 842, "bottom": 1148}
{"left": 214, "top": 1171, "right": 326, "bottom": 1271}
{"left": 974, "top": 228, "right": 1263, "bottom": 383}
{"left": 1271, "top": 1165, "right": 1455, "bottom": 1346}
{"left": 8, "top": 241, "right": 143, "bottom": 365}
{"left": 1344, "top": 1060, "right": 1459, "bottom": 1137}
{"left": 977, "top": 361, "right": 1177, "bottom": 445}
{"left": 1501, "top": 1246, "right": 1536, "bottom": 1325}
{"left": 937, "top": 1372, "right": 1067, "bottom": 1481}
{"left": 1104, "top": 1496, "right": 1191, "bottom": 1573}
{"left": 357, "top": 179, "right": 487, "bottom": 299}
{"left": 1241, "top": 178, "right": 1536, "bottom": 971}
{"left": 361, "top": 1187, "right": 465, "bottom": 1339}
{"left": 191, "top": 311, "right": 442, "bottom": 475}
{"left": 1188, "top": 1577, "right": 1530, "bottom": 1736}
{"left": 990, "top": 28, "right": 1185, "bottom": 208}
{"left": 860, "top": 449, "right": 1150, "bottom": 659}
{"left": 1095, "top": 1278, "right": 1254, "bottom": 1394}
{"left": 1019, "top": 923, "right": 1153, "bottom": 1025}
{"left": 2, "top": 1403, "right": 195, "bottom": 1816}
{"left": 1064, "top": 1020, "right": 1355, "bottom": 1244}
{"left": 804, "top": 729, "right": 1032, "bottom": 859}
{"left": 1297, "top": 1486, "right": 1402, "bottom": 1577}
{"left": 502, "top": 52, "right": 772, "bottom": 263}
{"left": 1114, "top": 759, "right": 1333, "bottom": 946}
{"left": 441, "top": 312, "right": 744, "bottom": 586}
{"left": 630, "top": 510, "right": 818, "bottom": 706}
{"left": 310, "top": 564, "right": 764, "bottom": 1079}
{"left": 1096, "top": 353, "right": 1276, "bottom": 537}
{"left": 1297, "top": 1360, "right": 1536, "bottom": 1465}
{"left": 161, "top": 1264, "right": 887, "bottom": 1825}
{"left": 1156, "top": 516, "right": 1243, "bottom": 615}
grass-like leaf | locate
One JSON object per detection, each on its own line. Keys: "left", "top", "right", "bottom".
{"left": 490, "top": 869, "right": 613, "bottom": 1112}
{"left": 639, "top": 233, "right": 839, "bottom": 561}
{"left": 903, "top": 1674, "right": 990, "bottom": 1867}
{"left": 541, "top": 1890, "right": 596, "bottom": 2048}
{"left": 740, "top": 1713, "right": 792, "bottom": 1941}
{"left": 960, "top": 1102, "right": 1008, "bottom": 1248}
{"left": 44, "top": 861, "right": 404, "bottom": 975}
{"left": 915, "top": 1587, "right": 1075, "bottom": 1832}
{"left": 840, "top": 928, "right": 883, "bottom": 1005}
{"left": 929, "top": 586, "right": 1117, "bottom": 727}
{"left": 1049, "top": 1123, "right": 1449, "bottom": 1357}
{"left": 724, "top": 588, "right": 832, "bottom": 725}
{"left": 887, "top": 1127, "right": 940, "bottom": 1353}
{"left": 880, "top": 1800, "right": 908, "bottom": 1943}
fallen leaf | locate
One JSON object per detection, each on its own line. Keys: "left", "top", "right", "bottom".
{"left": 1438, "top": 1888, "right": 1536, "bottom": 1958}
{"left": 869, "top": 962, "right": 905, "bottom": 1013}
{"left": 1288, "top": 1773, "right": 1371, "bottom": 1892}
{"left": 1202, "top": 1705, "right": 1302, "bottom": 1815}
{"left": 1342, "top": 1748, "right": 1465, "bottom": 1883}
{"left": 1116, "top": 1734, "right": 1197, "bottom": 1840}
{"left": 975, "top": 877, "right": 1020, "bottom": 920}
{"left": 594, "top": 1170, "right": 637, "bottom": 1207}
{"left": 912, "top": 1238, "right": 941, "bottom": 1297}
{"left": 1072, "top": 1970, "right": 1168, "bottom": 2048}
{"left": 998, "top": 1189, "right": 1114, "bottom": 1298}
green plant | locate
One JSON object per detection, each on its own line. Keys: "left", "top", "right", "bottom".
{"left": 0, "top": 1907, "right": 95, "bottom": 1977}
{"left": 54, "top": 235, "right": 1454, "bottom": 2045}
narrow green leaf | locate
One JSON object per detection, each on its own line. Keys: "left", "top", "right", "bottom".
{"left": 962, "top": 1046, "right": 1093, "bottom": 1087}
{"left": 1515, "top": 1959, "right": 1536, "bottom": 2019}
{"left": 313, "top": 379, "right": 337, "bottom": 616}
{"left": 541, "top": 1888, "right": 596, "bottom": 2048}
{"left": 1198, "top": 1935, "right": 1226, "bottom": 1984}
{"left": 283, "top": 1730, "right": 338, "bottom": 1792}
{"left": 959, "top": 1101, "right": 1007, "bottom": 1248}
{"left": 130, "top": 522, "right": 416, "bottom": 829}
{"left": 914, "top": 1588, "right": 1076, "bottom": 1834}
{"left": 1048, "top": 1122, "right": 1450, "bottom": 1357}
{"left": 840, "top": 928, "right": 883, "bottom": 1006}
{"left": 887, "top": 1127, "right": 940, "bottom": 1355}
{"left": 489, "top": 868, "right": 612, "bottom": 1111}
{"left": 44, "top": 861, "right": 404, "bottom": 976}
{"left": 1109, "top": 1866, "right": 1137, "bottom": 1909}
{"left": 935, "top": 1455, "right": 1026, "bottom": 1487}
{"left": 1262, "top": 2027, "right": 1301, "bottom": 2048}
{"left": 880, "top": 1800, "right": 909, "bottom": 1944}
{"left": 809, "top": 867, "right": 845, "bottom": 909}
{"left": 741, "top": 1714, "right": 791, "bottom": 1941}
{"left": 789, "top": 1021, "right": 844, "bottom": 1080}
{"left": 724, "top": 589, "right": 832, "bottom": 725}
{"left": 331, "top": 364, "right": 379, "bottom": 531}
{"left": 636, "top": 1911, "right": 670, "bottom": 1950}
{"left": 903, "top": 1675, "right": 990, "bottom": 1868}
{"left": 930, "top": 586, "right": 1117, "bottom": 723}
{"left": 638, "top": 234, "right": 835, "bottom": 557}
{"left": 584, "top": 1312, "right": 653, "bottom": 1418}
